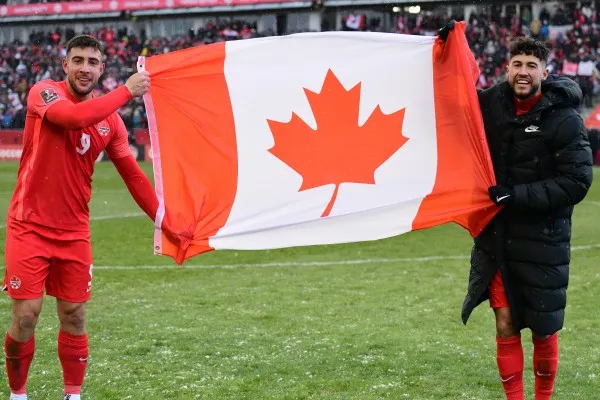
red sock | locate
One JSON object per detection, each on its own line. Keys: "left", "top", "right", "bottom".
{"left": 4, "top": 333, "right": 35, "bottom": 394}
{"left": 58, "top": 331, "right": 88, "bottom": 395}
{"left": 496, "top": 335, "right": 524, "bottom": 400}
{"left": 533, "top": 333, "right": 559, "bottom": 400}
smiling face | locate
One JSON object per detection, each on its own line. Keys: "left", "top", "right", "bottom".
{"left": 62, "top": 46, "right": 105, "bottom": 101}
{"left": 506, "top": 53, "right": 548, "bottom": 101}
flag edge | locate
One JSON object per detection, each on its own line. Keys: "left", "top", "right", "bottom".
{"left": 138, "top": 56, "right": 166, "bottom": 255}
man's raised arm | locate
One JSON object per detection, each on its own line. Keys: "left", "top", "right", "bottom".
{"left": 44, "top": 71, "right": 150, "bottom": 130}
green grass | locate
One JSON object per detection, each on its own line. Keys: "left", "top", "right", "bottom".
{"left": 0, "top": 162, "right": 598, "bottom": 399}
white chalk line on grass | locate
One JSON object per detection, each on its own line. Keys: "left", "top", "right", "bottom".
{"left": 0, "top": 211, "right": 597, "bottom": 270}
{"left": 0, "top": 242, "right": 597, "bottom": 271}
{"left": 0, "top": 201, "right": 598, "bottom": 230}
{"left": 0, "top": 200, "right": 598, "bottom": 230}
{"left": 96, "top": 255, "right": 472, "bottom": 270}
{"left": 87, "top": 243, "right": 600, "bottom": 270}
{"left": 0, "top": 212, "right": 145, "bottom": 230}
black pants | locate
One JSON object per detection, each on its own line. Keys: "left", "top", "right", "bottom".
{"left": 590, "top": 130, "right": 599, "bottom": 164}
{"left": 578, "top": 77, "right": 594, "bottom": 108}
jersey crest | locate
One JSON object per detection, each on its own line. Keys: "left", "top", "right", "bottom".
{"left": 97, "top": 123, "right": 111, "bottom": 136}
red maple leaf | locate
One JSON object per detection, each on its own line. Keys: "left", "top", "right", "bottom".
{"left": 267, "top": 69, "right": 409, "bottom": 217}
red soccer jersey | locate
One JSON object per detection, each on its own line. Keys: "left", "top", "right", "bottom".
{"left": 8, "top": 80, "right": 132, "bottom": 233}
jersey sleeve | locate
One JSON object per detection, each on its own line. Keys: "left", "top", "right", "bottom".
{"left": 28, "top": 81, "right": 66, "bottom": 118}
{"left": 105, "top": 114, "right": 133, "bottom": 160}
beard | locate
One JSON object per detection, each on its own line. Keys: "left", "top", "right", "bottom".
{"left": 68, "top": 74, "right": 96, "bottom": 97}
{"left": 511, "top": 78, "right": 540, "bottom": 100}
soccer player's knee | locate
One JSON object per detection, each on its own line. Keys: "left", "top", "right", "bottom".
{"left": 496, "top": 315, "right": 515, "bottom": 337}
{"left": 60, "top": 306, "right": 86, "bottom": 332}
{"left": 68, "top": 314, "right": 86, "bottom": 332}
{"left": 16, "top": 310, "right": 40, "bottom": 332}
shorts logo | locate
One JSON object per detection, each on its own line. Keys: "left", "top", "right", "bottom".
{"left": 40, "top": 88, "right": 59, "bottom": 104}
{"left": 9, "top": 275, "right": 21, "bottom": 290}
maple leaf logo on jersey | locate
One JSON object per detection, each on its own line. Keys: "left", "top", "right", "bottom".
{"left": 97, "top": 124, "right": 110, "bottom": 136}
{"left": 267, "top": 69, "right": 409, "bottom": 217}
{"left": 39, "top": 88, "right": 59, "bottom": 105}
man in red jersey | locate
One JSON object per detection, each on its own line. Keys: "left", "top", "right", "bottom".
{"left": 1, "top": 35, "right": 174, "bottom": 400}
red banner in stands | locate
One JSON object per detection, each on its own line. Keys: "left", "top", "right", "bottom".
{"left": 0, "top": 130, "right": 23, "bottom": 145}
{"left": 0, "top": 0, "right": 296, "bottom": 17}
{"left": 0, "top": 144, "right": 151, "bottom": 162}
{"left": 0, "top": 130, "right": 151, "bottom": 162}
{"left": 135, "top": 128, "right": 150, "bottom": 145}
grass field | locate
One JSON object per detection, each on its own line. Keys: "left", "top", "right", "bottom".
{"left": 0, "top": 161, "right": 598, "bottom": 399}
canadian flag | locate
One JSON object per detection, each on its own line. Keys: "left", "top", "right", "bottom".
{"left": 138, "top": 22, "right": 498, "bottom": 264}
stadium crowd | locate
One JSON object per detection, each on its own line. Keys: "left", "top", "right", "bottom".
{"left": 397, "top": 3, "right": 600, "bottom": 97}
{"left": 0, "top": 22, "right": 264, "bottom": 133}
{"left": 1, "top": 3, "right": 600, "bottom": 137}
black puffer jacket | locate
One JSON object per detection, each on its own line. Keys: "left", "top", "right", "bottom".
{"left": 462, "top": 75, "right": 594, "bottom": 336}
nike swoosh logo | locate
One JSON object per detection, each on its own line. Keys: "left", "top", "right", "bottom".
{"left": 496, "top": 195, "right": 511, "bottom": 202}
{"left": 501, "top": 375, "right": 515, "bottom": 382}
{"left": 79, "top": 357, "right": 88, "bottom": 362}
{"left": 525, "top": 127, "right": 540, "bottom": 132}
{"left": 536, "top": 371, "right": 552, "bottom": 377}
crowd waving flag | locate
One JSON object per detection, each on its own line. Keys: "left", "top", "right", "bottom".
{"left": 138, "top": 21, "right": 499, "bottom": 264}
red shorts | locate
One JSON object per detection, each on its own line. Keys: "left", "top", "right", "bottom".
{"left": 489, "top": 269, "right": 510, "bottom": 309}
{"left": 2, "top": 218, "right": 93, "bottom": 302}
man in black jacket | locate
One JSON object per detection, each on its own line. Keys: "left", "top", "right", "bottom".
{"left": 439, "top": 25, "right": 593, "bottom": 400}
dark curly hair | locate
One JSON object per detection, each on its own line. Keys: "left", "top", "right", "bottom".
{"left": 509, "top": 36, "right": 550, "bottom": 64}
{"left": 66, "top": 35, "right": 104, "bottom": 55}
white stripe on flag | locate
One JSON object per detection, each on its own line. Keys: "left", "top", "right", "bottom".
{"left": 212, "top": 33, "right": 437, "bottom": 250}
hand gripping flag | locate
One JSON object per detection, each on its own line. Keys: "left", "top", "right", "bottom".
{"left": 138, "top": 21, "right": 499, "bottom": 264}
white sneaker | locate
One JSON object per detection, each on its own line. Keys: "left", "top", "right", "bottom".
{"left": 9, "top": 394, "right": 27, "bottom": 400}
{"left": 64, "top": 395, "right": 81, "bottom": 400}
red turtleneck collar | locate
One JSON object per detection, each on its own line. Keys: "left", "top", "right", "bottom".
{"left": 514, "top": 91, "right": 543, "bottom": 115}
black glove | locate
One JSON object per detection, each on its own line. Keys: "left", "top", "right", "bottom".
{"left": 437, "top": 19, "right": 456, "bottom": 42}
{"left": 489, "top": 185, "right": 514, "bottom": 206}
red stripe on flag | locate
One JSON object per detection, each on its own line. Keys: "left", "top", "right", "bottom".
{"left": 143, "top": 43, "right": 238, "bottom": 263}
{"left": 412, "top": 21, "right": 498, "bottom": 236}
